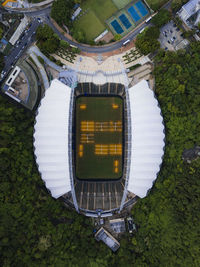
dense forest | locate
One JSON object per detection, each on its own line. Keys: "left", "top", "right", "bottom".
{"left": 1, "top": 42, "right": 200, "bottom": 266}
{"left": 51, "top": 0, "right": 77, "bottom": 27}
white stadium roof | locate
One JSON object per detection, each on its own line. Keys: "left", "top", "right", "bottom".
{"left": 128, "top": 80, "right": 165, "bottom": 198}
{"left": 33, "top": 79, "right": 165, "bottom": 201}
{"left": 34, "top": 79, "right": 72, "bottom": 198}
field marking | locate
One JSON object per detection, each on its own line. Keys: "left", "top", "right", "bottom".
{"left": 80, "top": 104, "right": 87, "bottom": 110}
{"left": 81, "top": 133, "right": 94, "bottom": 143}
{"left": 81, "top": 121, "right": 122, "bottom": 132}
{"left": 112, "top": 104, "right": 119, "bottom": 109}
{"left": 79, "top": 144, "right": 84, "bottom": 157}
{"left": 81, "top": 121, "right": 95, "bottom": 132}
{"left": 95, "top": 144, "right": 122, "bottom": 155}
{"left": 114, "top": 159, "right": 119, "bottom": 173}
{"left": 114, "top": 167, "right": 119, "bottom": 173}
{"left": 114, "top": 160, "right": 119, "bottom": 167}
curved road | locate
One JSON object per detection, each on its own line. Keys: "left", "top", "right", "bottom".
{"left": 5, "top": 6, "right": 149, "bottom": 53}
{"left": 3, "top": 0, "right": 172, "bottom": 53}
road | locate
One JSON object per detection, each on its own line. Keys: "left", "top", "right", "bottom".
{"left": 3, "top": 6, "right": 151, "bottom": 53}
{"left": 2, "top": 19, "right": 41, "bottom": 78}
{"left": 5, "top": 0, "right": 172, "bottom": 53}
{"left": 45, "top": 18, "right": 149, "bottom": 53}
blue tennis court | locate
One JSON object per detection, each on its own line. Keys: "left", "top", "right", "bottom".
{"left": 119, "top": 14, "right": 132, "bottom": 29}
{"left": 111, "top": 19, "right": 124, "bottom": 34}
{"left": 128, "top": 6, "right": 141, "bottom": 22}
{"left": 135, "top": 1, "right": 148, "bottom": 16}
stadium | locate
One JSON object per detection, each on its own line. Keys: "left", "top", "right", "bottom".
{"left": 33, "top": 70, "right": 165, "bottom": 218}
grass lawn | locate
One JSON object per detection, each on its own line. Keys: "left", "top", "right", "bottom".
{"left": 73, "top": 10, "right": 105, "bottom": 41}
{"left": 112, "top": 0, "right": 132, "bottom": 9}
{"left": 73, "top": 0, "right": 118, "bottom": 42}
{"left": 76, "top": 96, "right": 123, "bottom": 180}
{"left": 146, "top": 0, "right": 169, "bottom": 9}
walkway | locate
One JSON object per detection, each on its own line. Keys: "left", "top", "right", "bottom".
{"left": 28, "top": 49, "right": 49, "bottom": 89}
{"left": 28, "top": 46, "right": 63, "bottom": 72}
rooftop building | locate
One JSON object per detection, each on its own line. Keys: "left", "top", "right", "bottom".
{"left": 178, "top": 0, "right": 200, "bottom": 27}
{"left": 33, "top": 75, "right": 165, "bottom": 217}
{"left": 95, "top": 227, "right": 120, "bottom": 252}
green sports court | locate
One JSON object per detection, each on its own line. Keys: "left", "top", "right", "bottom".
{"left": 73, "top": 0, "right": 150, "bottom": 42}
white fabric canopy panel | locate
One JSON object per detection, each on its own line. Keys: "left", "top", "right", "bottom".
{"left": 128, "top": 80, "right": 165, "bottom": 198}
{"left": 33, "top": 79, "right": 72, "bottom": 198}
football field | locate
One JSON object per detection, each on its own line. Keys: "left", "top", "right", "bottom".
{"left": 75, "top": 96, "right": 123, "bottom": 180}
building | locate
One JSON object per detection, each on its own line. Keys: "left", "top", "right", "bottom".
{"left": 95, "top": 227, "right": 120, "bottom": 252}
{"left": 177, "top": 0, "right": 200, "bottom": 28}
{"left": 33, "top": 75, "right": 165, "bottom": 217}
{"left": 182, "top": 146, "right": 200, "bottom": 163}
{"left": 9, "top": 16, "right": 29, "bottom": 46}
{"left": 71, "top": 7, "right": 82, "bottom": 21}
{"left": 109, "top": 218, "right": 126, "bottom": 233}
{"left": 2, "top": 61, "right": 40, "bottom": 110}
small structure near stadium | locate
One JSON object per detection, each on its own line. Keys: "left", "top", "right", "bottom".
{"left": 95, "top": 227, "right": 120, "bottom": 252}
{"left": 34, "top": 74, "right": 165, "bottom": 217}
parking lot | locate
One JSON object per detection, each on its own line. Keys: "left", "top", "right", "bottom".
{"left": 159, "top": 20, "right": 188, "bottom": 51}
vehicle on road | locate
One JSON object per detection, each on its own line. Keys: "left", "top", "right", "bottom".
{"left": 139, "top": 28, "right": 145, "bottom": 34}
{"left": 123, "top": 39, "right": 130, "bottom": 46}
{"left": 145, "top": 16, "right": 152, "bottom": 23}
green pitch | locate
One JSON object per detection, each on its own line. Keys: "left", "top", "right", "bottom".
{"left": 73, "top": 0, "right": 117, "bottom": 42}
{"left": 112, "top": 0, "right": 132, "bottom": 9}
{"left": 76, "top": 96, "right": 123, "bottom": 180}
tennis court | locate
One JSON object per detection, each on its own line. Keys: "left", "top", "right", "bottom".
{"left": 119, "top": 14, "right": 132, "bottom": 29}
{"left": 76, "top": 96, "right": 123, "bottom": 180}
{"left": 128, "top": 5, "right": 141, "bottom": 22}
{"left": 111, "top": 20, "right": 124, "bottom": 34}
{"left": 135, "top": 1, "right": 148, "bottom": 16}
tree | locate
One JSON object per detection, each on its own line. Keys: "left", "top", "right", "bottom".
{"left": 0, "top": 52, "right": 4, "bottom": 72}
{"left": 72, "top": 29, "right": 86, "bottom": 43}
{"left": 36, "top": 24, "right": 60, "bottom": 55}
{"left": 151, "top": 9, "right": 172, "bottom": 28}
{"left": 114, "top": 34, "right": 122, "bottom": 41}
{"left": 60, "top": 40, "right": 70, "bottom": 48}
{"left": 135, "top": 26, "right": 160, "bottom": 55}
{"left": 0, "top": 27, "right": 3, "bottom": 40}
{"left": 148, "top": 0, "right": 169, "bottom": 11}
{"left": 51, "top": 0, "right": 75, "bottom": 27}
{"left": 171, "top": 0, "right": 189, "bottom": 12}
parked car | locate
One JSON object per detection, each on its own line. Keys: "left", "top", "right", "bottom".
{"left": 127, "top": 217, "right": 136, "bottom": 234}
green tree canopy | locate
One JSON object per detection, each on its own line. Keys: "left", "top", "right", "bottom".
{"left": 0, "top": 52, "right": 4, "bottom": 72}
{"left": 36, "top": 24, "right": 60, "bottom": 55}
{"left": 151, "top": 9, "right": 172, "bottom": 28}
{"left": 135, "top": 26, "right": 160, "bottom": 55}
{"left": 0, "top": 27, "right": 3, "bottom": 40}
{"left": 51, "top": 0, "right": 75, "bottom": 27}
